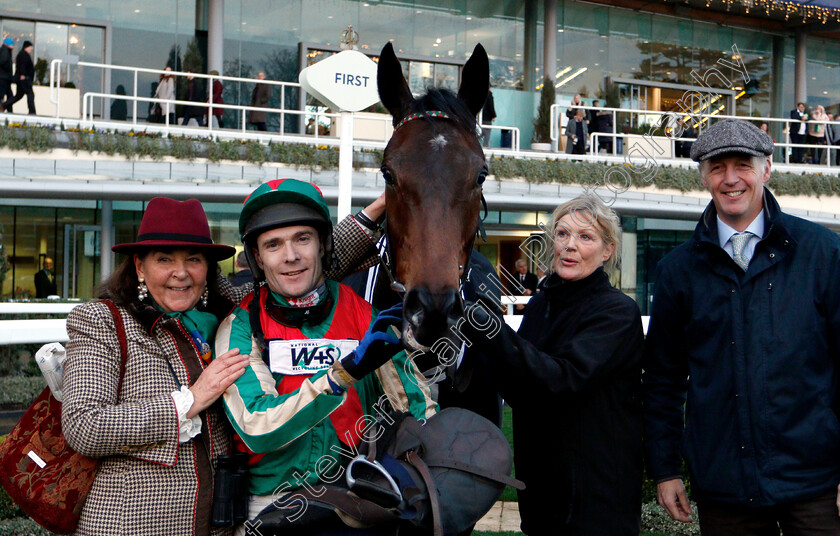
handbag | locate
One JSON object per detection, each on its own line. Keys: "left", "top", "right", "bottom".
{"left": 0, "top": 300, "right": 128, "bottom": 534}
{"left": 151, "top": 102, "right": 164, "bottom": 123}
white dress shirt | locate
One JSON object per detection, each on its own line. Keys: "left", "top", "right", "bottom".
{"left": 717, "top": 212, "right": 765, "bottom": 267}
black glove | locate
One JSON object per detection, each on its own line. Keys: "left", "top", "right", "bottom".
{"left": 340, "top": 303, "right": 404, "bottom": 381}
{"left": 458, "top": 299, "right": 505, "bottom": 351}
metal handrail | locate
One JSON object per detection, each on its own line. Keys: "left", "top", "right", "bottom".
{"left": 550, "top": 102, "right": 840, "bottom": 166}
{"left": 35, "top": 57, "right": 840, "bottom": 167}
{"left": 479, "top": 124, "right": 521, "bottom": 152}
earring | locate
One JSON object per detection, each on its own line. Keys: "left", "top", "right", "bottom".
{"left": 137, "top": 278, "right": 148, "bottom": 301}
{"left": 201, "top": 286, "right": 209, "bottom": 308}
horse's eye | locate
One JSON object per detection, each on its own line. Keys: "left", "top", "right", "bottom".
{"left": 476, "top": 170, "right": 487, "bottom": 187}
{"left": 381, "top": 167, "right": 394, "bottom": 185}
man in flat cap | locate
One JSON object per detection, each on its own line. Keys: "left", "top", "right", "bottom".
{"left": 643, "top": 118, "right": 840, "bottom": 535}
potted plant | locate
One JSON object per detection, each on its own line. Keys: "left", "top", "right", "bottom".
{"left": 531, "top": 76, "right": 554, "bottom": 151}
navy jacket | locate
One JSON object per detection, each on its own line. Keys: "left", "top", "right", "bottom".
{"left": 0, "top": 46, "right": 12, "bottom": 80}
{"left": 643, "top": 189, "right": 840, "bottom": 507}
{"left": 15, "top": 49, "right": 33, "bottom": 81}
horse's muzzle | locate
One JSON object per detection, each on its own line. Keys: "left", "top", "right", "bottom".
{"left": 402, "top": 287, "right": 464, "bottom": 349}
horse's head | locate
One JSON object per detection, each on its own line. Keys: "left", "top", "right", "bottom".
{"left": 377, "top": 42, "right": 489, "bottom": 349}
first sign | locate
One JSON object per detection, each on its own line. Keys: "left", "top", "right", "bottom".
{"left": 299, "top": 50, "right": 379, "bottom": 112}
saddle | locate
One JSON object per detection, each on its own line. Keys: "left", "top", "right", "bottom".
{"left": 253, "top": 407, "right": 523, "bottom": 536}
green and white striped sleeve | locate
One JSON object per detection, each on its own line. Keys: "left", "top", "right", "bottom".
{"left": 214, "top": 307, "right": 345, "bottom": 453}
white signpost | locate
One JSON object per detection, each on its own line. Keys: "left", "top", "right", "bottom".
{"left": 299, "top": 50, "right": 380, "bottom": 219}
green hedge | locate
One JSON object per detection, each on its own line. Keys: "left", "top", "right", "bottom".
{"left": 2, "top": 123, "right": 839, "bottom": 198}
{"left": 0, "top": 377, "right": 45, "bottom": 407}
{"left": 0, "top": 123, "right": 375, "bottom": 169}
{"left": 491, "top": 156, "right": 840, "bottom": 198}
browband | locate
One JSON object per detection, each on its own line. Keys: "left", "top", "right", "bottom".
{"left": 394, "top": 110, "right": 451, "bottom": 132}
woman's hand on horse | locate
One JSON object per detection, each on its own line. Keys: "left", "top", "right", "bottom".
{"left": 188, "top": 349, "right": 249, "bottom": 418}
{"left": 363, "top": 192, "right": 386, "bottom": 223}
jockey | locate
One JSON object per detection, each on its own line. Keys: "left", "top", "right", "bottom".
{"left": 215, "top": 179, "right": 435, "bottom": 532}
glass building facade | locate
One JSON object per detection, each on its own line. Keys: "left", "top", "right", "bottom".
{"left": 2, "top": 0, "right": 839, "bottom": 125}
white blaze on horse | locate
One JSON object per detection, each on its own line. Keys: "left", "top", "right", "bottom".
{"left": 376, "top": 42, "right": 490, "bottom": 350}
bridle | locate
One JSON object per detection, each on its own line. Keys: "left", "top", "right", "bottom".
{"left": 379, "top": 110, "right": 489, "bottom": 296}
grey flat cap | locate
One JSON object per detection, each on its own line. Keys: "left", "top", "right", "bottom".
{"left": 690, "top": 118, "right": 774, "bottom": 162}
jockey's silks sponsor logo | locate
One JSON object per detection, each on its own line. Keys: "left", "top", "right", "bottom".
{"left": 268, "top": 339, "right": 359, "bottom": 375}
{"left": 291, "top": 343, "right": 340, "bottom": 369}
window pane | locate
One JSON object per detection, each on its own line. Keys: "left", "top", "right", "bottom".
{"left": 68, "top": 24, "right": 105, "bottom": 97}
{"left": 1, "top": 19, "right": 35, "bottom": 59}
{"left": 409, "top": 60, "right": 434, "bottom": 94}
{"left": 435, "top": 63, "right": 458, "bottom": 91}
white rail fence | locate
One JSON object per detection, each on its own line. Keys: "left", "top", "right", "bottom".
{"left": 0, "top": 299, "right": 535, "bottom": 345}
{"left": 0, "top": 299, "right": 654, "bottom": 345}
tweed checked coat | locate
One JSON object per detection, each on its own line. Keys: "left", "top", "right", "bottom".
{"left": 61, "top": 213, "right": 379, "bottom": 536}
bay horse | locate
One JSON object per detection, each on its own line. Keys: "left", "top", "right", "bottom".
{"left": 376, "top": 42, "right": 490, "bottom": 350}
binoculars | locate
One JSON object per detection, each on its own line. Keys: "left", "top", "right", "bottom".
{"left": 211, "top": 453, "right": 250, "bottom": 527}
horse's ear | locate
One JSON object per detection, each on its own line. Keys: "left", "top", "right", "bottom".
{"left": 377, "top": 42, "right": 413, "bottom": 124}
{"left": 458, "top": 44, "right": 489, "bottom": 117}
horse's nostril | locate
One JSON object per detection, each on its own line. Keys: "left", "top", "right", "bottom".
{"left": 409, "top": 309, "right": 424, "bottom": 327}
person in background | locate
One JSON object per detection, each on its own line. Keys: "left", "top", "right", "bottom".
{"left": 511, "top": 258, "right": 537, "bottom": 315}
{"left": 807, "top": 104, "right": 828, "bottom": 165}
{"left": 152, "top": 66, "right": 176, "bottom": 124}
{"left": 208, "top": 70, "right": 224, "bottom": 129}
{"left": 565, "top": 93, "right": 589, "bottom": 124}
{"left": 110, "top": 85, "right": 127, "bottom": 121}
{"left": 62, "top": 197, "right": 250, "bottom": 535}
{"left": 827, "top": 113, "right": 840, "bottom": 166}
{"left": 481, "top": 87, "right": 497, "bottom": 147}
{"left": 5, "top": 40, "right": 35, "bottom": 114}
{"left": 248, "top": 71, "right": 270, "bottom": 131}
{"left": 789, "top": 102, "right": 808, "bottom": 164}
{"left": 181, "top": 70, "right": 205, "bottom": 127}
{"left": 0, "top": 37, "right": 14, "bottom": 111}
{"left": 565, "top": 108, "right": 588, "bottom": 155}
{"left": 644, "top": 119, "right": 840, "bottom": 535}
{"left": 592, "top": 99, "right": 613, "bottom": 154}
{"left": 228, "top": 250, "right": 252, "bottom": 287}
{"left": 675, "top": 119, "right": 698, "bottom": 159}
{"left": 461, "top": 194, "right": 645, "bottom": 535}
{"left": 535, "top": 266, "right": 548, "bottom": 291}
{"left": 34, "top": 256, "right": 57, "bottom": 298}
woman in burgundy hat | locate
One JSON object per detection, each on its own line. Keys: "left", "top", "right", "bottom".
{"left": 61, "top": 197, "right": 250, "bottom": 536}
{"left": 60, "top": 189, "right": 390, "bottom": 535}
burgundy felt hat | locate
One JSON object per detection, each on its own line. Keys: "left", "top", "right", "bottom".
{"left": 112, "top": 197, "right": 235, "bottom": 260}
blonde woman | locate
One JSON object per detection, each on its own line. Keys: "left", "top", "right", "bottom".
{"left": 808, "top": 104, "right": 828, "bottom": 164}
{"left": 462, "top": 193, "right": 644, "bottom": 535}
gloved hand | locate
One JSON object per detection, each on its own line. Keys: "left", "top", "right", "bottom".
{"left": 339, "top": 303, "right": 405, "bottom": 381}
{"left": 458, "top": 299, "right": 505, "bottom": 351}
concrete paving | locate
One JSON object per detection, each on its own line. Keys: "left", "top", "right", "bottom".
{"left": 474, "top": 501, "right": 521, "bottom": 533}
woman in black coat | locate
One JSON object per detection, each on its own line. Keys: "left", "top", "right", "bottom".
{"left": 463, "top": 193, "right": 644, "bottom": 535}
